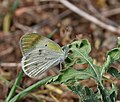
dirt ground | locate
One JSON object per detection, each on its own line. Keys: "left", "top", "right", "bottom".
{"left": 0, "top": 0, "right": 120, "bottom": 102}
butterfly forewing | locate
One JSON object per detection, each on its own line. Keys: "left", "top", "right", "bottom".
{"left": 20, "top": 33, "right": 63, "bottom": 56}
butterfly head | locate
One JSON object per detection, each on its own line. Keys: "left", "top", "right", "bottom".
{"left": 62, "top": 45, "right": 69, "bottom": 59}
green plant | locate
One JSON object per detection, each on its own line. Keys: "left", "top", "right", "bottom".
{"left": 6, "top": 37, "right": 120, "bottom": 102}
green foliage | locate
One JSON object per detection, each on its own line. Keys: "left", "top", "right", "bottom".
{"left": 51, "top": 37, "right": 120, "bottom": 102}
{"left": 8, "top": 77, "right": 52, "bottom": 102}
{"left": 68, "top": 84, "right": 98, "bottom": 102}
{"left": 107, "top": 37, "right": 120, "bottom": 62}
{"left": 7, "top": 37, "right": 120, "bottom": 102}
{"left": 107, "top": 67, "right": 120, "bottom": 79}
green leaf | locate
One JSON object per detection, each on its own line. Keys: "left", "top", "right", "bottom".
{"left": 65, "top": 54, "right": 77, "bottom": 68}
{"left": 107, "top": 67, "right": 120, "bottom": 79}
{"left": 76, "top": 58, "right": 88, "bottom": 64}
{"left": 70, "top": 40, "right": 91, "bottom": 55}
{"left": 83, "top": 87, "right": 98, "bottom": 102}
{"left": 10, "top": 0, "right": 19, "bottom": 14}
{"left": 107, "top": 48, "right": 120, "bottom": 62}
{"left": 102, "top": 37, "right": 120, "bottom": 79}
{"left": 68, "top": 83, "right": 83, "bottom": 96}
{"left": 100, "top": 55, "right": 111, "bottom": 80}
{"left": 6, "top": 71, "right": 24, "bottom": 102}
{"left": 69, "top": 84, "right": 98, "bottom": 102}
{"left": 98, "top": 84, "right": 117, "bottom": 102}
{"left": 49, "top": 68, "right": 95, "bottom": 85}
{"left": 68, "top": 40, "right": 99, "bottom": 81}
{"left": 110, "top": 84, "right": 118, "bottom": 102}
{"left": 110, "top": 91, "right": 116, "bottom": 102}
{"left": 98, "top": 85, "right": 111, "bottom": 102}
{"left": 9, "top": 76, "right": 52, "bottom": 102}
{"left": 102, "top": 55, "right": 111, "bottom": 71}
{"left": 51, "top": 68, "right": 91, "bottom": 84}
{"left": 111, "top": 84, "right": 118, "bottom": 96}
{"left": 84, "top": 87, "right": 91, "bottom": 96}
{"left": 103, "top": 37, "right": 120, "bottom": 72}
{"left": 65, "top": 40, "right": 91, "bottom": 66}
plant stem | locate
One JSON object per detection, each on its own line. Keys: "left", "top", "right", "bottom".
{"left": 5, "top": 71, "right": 24, "bottom": 102}
{"left": 9, "top": 76, "right": 52, "bottom": 102}
{"left": 98, "top": 84, "right": 111, "bottom": 102}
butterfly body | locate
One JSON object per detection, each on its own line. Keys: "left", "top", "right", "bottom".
{"left": 20, "top": 33, "right": 68, "bottom": 78}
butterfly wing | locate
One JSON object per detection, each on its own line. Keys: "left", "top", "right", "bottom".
{"left": 21, "top": 51, "right": 61, "bottom": 78}
{"left": 20, "top": 33, "right": 63, "bottom": 56}
{"left": 20, "top": 33, "right": 65, "bottom": 78}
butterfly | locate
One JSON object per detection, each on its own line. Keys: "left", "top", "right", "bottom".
{"left": 20, "top": 33, "right": 69, "bottom": 78}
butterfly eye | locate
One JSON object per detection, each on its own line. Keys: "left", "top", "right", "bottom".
{"left": 45, "top": 44, "right": 47, "bottom": 47}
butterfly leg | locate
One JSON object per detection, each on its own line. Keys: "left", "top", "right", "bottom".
{"left": 60, "top": 62, "right": 62, "bottom": 71}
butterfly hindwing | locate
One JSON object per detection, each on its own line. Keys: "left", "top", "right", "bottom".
{"left": 22, "top": 49, "right": 61, "bottom": 78}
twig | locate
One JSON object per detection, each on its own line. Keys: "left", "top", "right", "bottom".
{"left": 15, "top": 10, "right": 71, "bottom": 33}
{"left": 14, "top": 21, "right": 33, "bottom": 34}
{"left": 83, "top": 0, "right": 118, "bottom": 27}
{"left": 102, "top": 7, "right": 120, "bottom": 17}
{"left": 0, "top": 63, "right": 21, "bottom": 67}
{"left": 45, "top": 84, "right": 63, "bottom": 94}
{"left": 15, "top": 3, "right": 64, "bottom": 16}
{"left": 0, "top": 47, "right": 13, "bottom": 57}
{"left": 59, "top": 0, "right": 120, "bottom": 34}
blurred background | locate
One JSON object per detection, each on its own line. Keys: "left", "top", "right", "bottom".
{"left": 0, "top": 0, "right": 120, "bottom": 102}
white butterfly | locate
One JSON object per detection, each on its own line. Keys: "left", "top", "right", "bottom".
{"left": 20, "top": 33, "right": 68, "bottom": 78}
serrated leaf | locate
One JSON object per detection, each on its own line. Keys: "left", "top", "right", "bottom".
{"left": 98, "top": 84, "right": 117, "bottom": 102}
{"left": 111, "top": 84, "right": 118, "bottom": 95}
{"left": 102, "top": 55, "right": 111, "bottom": 72}
{"left": 110, "top": 91, "right": 116, "bottom": 102}
{"left": 102, "top": 37, "right": 120, "bottom": 78}
{"left": 106, "top": 85, "right": 117, "bottom": 102}
{"left": 71, "top": 40, "right": 91, "bottom": 55}
{"left": 84, "top": 87, "right": 91, "bottom": 96}
{"left": 48, "top": 67, "right": 97, "bottom": 85}
{"left": 68, "top": 40, "right": 99, "bottom": 81}
{"left": 107, "top": 67, "right": 120, "bottom": 79}
{"left": 83, "top": 87, "right": 98, "bottom": 102}
{"left": 107, "top": 48, "right": 120, "bottom": 62}
{"left": 68, "top": 83, "right": 83, "bottom": 96}
{"left": 99, "top": 55, "right": 112, "bottom": 81}
{"left": 98, "top": 85, "right": 111, "bottom": 102}
{"left": 56, "top": 68, "right": 92, "bottom": 84}
{"left": 76, "top": 58, "right": 88, "bottom": 64}
{"left": 69, "top": 84, "right": 98, "bottom": 102}
{"left": 65, "top": 54, "right": 77, "bottom": 68}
